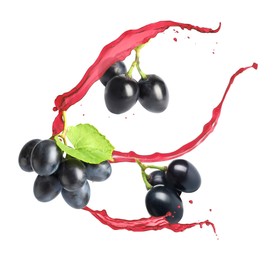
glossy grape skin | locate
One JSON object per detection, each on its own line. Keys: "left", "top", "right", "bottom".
{"left": 104, "top": 75, "right": 139, "bottom": 114}
{"left": 148, "top": 170, "right": 166, "bottom": 186}
{"left": 62, "top": 180, "right": 90, "bottom": 209}
{"left": 138, "top": 74, "right": 169, "bottom": 113}
{"left": 166, "top": 159, "right": 201, "bottom": 193}
{"left": 57, "top": 158, "right": 87, "bottom": 191}
{"left": 100, "top": 61, "right": 127, "bottom": 86}
{"left": 145, "top": 185, "right": 183, "bottom": 224}
{"left": 147, "top": 170, "right": 181, "bottom": 196}
{"left": 33, "top": 174, "right": 62, "bottom": 202}
{"left": 30, "top": 139, "right": 63, "bottom": 176}
{"left": 85, "top": 160, "right": 112, "bottom": 182}
{"left": 18, "top": 139, "right": 41, "bottom": 172}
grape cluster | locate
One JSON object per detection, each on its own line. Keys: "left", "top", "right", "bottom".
{"left": 18, "top": 139, "right": 112, "bottom": 209}
{"left": 145, "top": 159, "right": 201, "bottom": 223}
{"left": 100, "top": 61, "right": 169, "bottom": 114}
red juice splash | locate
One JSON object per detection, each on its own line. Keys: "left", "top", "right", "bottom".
{"left": 112, "top": 62, "right": 258, "bottom": 163}
{"left": 83, "top": 207, "right": 216, "bottom": 233}
{"left": 51, "top": 20, "right": 257, "bottom": 233}
{"left": 52, "top": 21, "right": 221, "bottom": 136}
{"left": 51, "top": 20, "right": 257, "bottom": 165}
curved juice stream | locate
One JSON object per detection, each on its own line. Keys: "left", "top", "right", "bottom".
{"left": 52, "top": 21, "right": 221, "bottom": 136}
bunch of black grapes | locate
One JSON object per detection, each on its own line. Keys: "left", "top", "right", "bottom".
{"left": 18, "top": 139, "right": 201, "bottom": 224}
{"left": 145, "top": 159, "right": 201, "bottom": 224}
{"left": 18, "top": 139, "right": 112, "bottom": 209}
{"left": 100, "top": 61, "right": 169, "bottom": 114}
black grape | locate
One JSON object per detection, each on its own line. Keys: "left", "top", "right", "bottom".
{"left": 18, "top": 139, "right": 41, "bottom": 172}
{"left": 33, "top": 174, "right": 62, "bottom": 202}
{"left": 100, "top": 61, "right": 127, "bottom": 86}
{"left": 147, "top": 170, "right": 166, "bottom": 186}
{"left": 30, "top": 139, "right": 63, "bottom": 176}
{"left": 138, "top": 74, "right": 169, "bottom": 113}
{"left": 166, "top": 159, "right": 201, "bottom": 193}
{"left": 57, "top": 158, "right": 87, "bottom": 191}
{"left": 145, "top": 185, "right": 183, "bottom": 224}
{"left": 62, "top": 181, "right": 90, "bottom": 209}
{"left": 85, "top": 160, "right": 112, "bottom": 182}
{"left": 104, "top": 75, "right": 139, "bottom": 114}
{"left": 147, "top": 170, "right": 181, "bottom": 196}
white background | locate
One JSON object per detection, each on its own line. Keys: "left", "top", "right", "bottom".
{"left": 1, "top": 0, "right": 276, "bottom": 259}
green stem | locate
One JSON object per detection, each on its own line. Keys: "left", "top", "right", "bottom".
{"left": 135, "top": 44, "right": 147, "bottom": 79}
{"left": 141, "top": 169, "right": 152, "bottom": 190}
{"left": 146, "top": 164, "right": 167, "bottom": 171}
{"left": 136, "top": 159, "right": 166, "bottom": 190}
{"left": 126, "top": 60, "right": 137, "bottom": 78}
{"left": 126, "top": 43, "right": 148, "bottom": 79}
{"left": 58, "top": 111, "right": 68, "bottom": 145}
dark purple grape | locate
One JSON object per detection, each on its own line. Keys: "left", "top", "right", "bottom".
{"left": 145, "top": 185, "right": 183, "bottom": 224}
{"left": 104, "top": 75, "right": 139, "bottom": 114}
{"left": 62, "top": 180, "right": 90, "bottom": 209}
{"left": 138, "top": 74, "right": 169, "bottom": 113}
{"left": 57, "top": 158, "right": 87, "bottom": 191}
{"left": 166, "top": 159, "right": 201, "bottom": 193}
{"left": 147, "top": 170, "right": 181, "bottom": 196}
{"left": 18, "top": 139, "right": 41, "bottom": 172}
{"left": 148, "top": 170, "right": 166, "bottom": 186}
{"left": 30, "top": 139, "right": 63, "bottom": 176}
{"left": 33, "top": 174, "right": 62, "bottom": 202}
{"left": 100, "top": 61, "right": 127, "bottom": 86}
{"left": 85, "top": 160, "right": 112, "bottom": 182}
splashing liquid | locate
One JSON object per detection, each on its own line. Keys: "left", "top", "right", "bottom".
{"left": 52, "top": 21, "right": 221, "bottom": 136}
{"left": 52, "top": 20, "right": 257, "bottom": 233}
{"left": 83, "top": 207, "right": 216, "bottom": 233}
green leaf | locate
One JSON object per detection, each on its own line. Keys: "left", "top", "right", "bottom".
{"left": 54, "top": 123, "right": 114, "bottom": 164}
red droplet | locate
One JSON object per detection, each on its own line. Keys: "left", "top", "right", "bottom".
{"left": 173, "top": 37, "right": 177, "bottom": 42}
{"left": 189, "top": 200, "right": 193, "bottom": 204}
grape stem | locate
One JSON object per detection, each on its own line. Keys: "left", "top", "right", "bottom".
{"left": 52, "top": 21, "right": 222, "bottom": 136}
{"left": 126, "top": 43, "right": 148, "bottom": 79}
{"left": 58, "top": 111, "right": 68, "bottom": 145}
{"left": 136, "top": 159, "right": 167, "bottom": 190}
{"left": 135, "top": 44, "right": 147, "bottom": 79}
